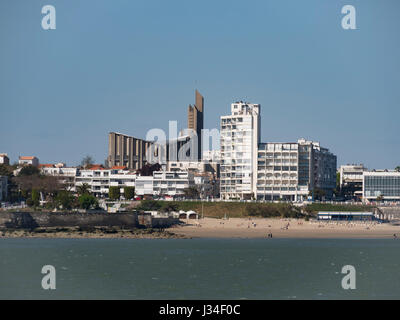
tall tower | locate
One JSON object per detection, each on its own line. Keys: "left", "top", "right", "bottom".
{"left": 187, "top": 90, "right": 204, "bottom": 160}
{"left": 220, "top": 102, "right": 261, "bottom": 200}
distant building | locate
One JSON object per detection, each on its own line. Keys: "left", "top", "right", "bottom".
{"left": 135, "top": 176, "right": 154, "bottom": 196}
{"left": 136, "top": 171, "right": 195, "bottom": 198}
{"left": 0, "top": 176, "right": 8, "bottom": 201}
{"left": 153, "top": 171, "right": 193, "bottom": 197}
{"left": 219, "top": 101, "right": 337, "bottom": 201}
{"left": 107, "top": 132, "right": 153, "bottom": 170}
{"left": 220, "top": 102, "right": 261, "bottom": 200}
{"left": 167, "top": 160, "right": 219, "bottom": 177}
{"left": 187, "top": 90, "right": 204, "bottom": 160}
{"left": 363, "top": 171, "right": 400, "bottom": 202}
{"left": 19, "top": 156, "right": 39, "bottom": 167}
{"left": 202, "top": 150, "right": 220, "bottom": 163}
{"left": 0, "top": 154, "right": 10, "bottom": 165}
{"left": 75, "top": 167, "right": 136, "bottom": 198}
{"left": 339, "top": 164, "right": 367, "bottom": 199}
{"left": 40, "top": 166, "right": 78, "bottom": 191}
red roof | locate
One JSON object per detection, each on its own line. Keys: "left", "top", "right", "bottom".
{"left": 20, "top": 156, "right": 36, "bottom": 160}
{"left": 111, "top": 166, "right": 127, "bottom": 170}
{"left": 87, "top": 164, "right": 105, "bottom": 170}
{"left": 39, "top": 164, "right": 54, "bottom": 168}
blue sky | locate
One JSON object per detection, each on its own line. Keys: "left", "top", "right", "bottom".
{"left": 0, "top": 0, "right": 399, "bottom": 169}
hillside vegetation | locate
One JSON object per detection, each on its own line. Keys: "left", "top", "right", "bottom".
{"left": 146, "top": 201, "right": 304, "bottom": 219}
{"left": 304, "top": 203, "right": 375, "bottom": 215}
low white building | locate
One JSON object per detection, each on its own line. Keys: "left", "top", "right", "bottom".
{"left": 363, "top": 170, "right": 400, "bottom": 203}
{"left": 41, "top": 165, "right": 196, "bottom": 200}
{"left": 135, "top": 176, "right": 154, "bottom": 196}
{"left": 0, "top": 154, "right": 10, "bottom": 165}
{"left": 75, "top": 168, "right": 136, "bottom": 198}
{"left": 339, "top": 164, "right": 367, "bottom": 198}
{"left": 19, "top": 156, "right": 39, "bottom": 167}
{"left": 40, "top": 165, "right": 78, "bottom": 191}
{"left": 136, "top": 171, "right": 194, "bottom": 198}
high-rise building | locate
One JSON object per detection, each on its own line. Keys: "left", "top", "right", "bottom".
{"left": 257, "top": 140, "right": 337, "bottom": 201}
{"left": 220, "top": 102, "right": 261, "bottom": 200}
{"left": 219, "top": 101, "right": 337, "bottom": 201}
{"left": 187, "top": 90, "right": 204, "bottom": 160}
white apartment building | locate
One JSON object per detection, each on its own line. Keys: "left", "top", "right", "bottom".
{"left": 0, "top": 154, "right": 10, "bottom": 165}
{"left": 41, "top": 165, "right": 195, "bottom": 199}
{"left": 167, "top": 160, "right": 219, "bottom": 177}
{"left": 220, "top": 102, "right": 260, "bottom": 200}
{"left": 153, "top": 171, "right": 193, "bottom": 197}
{"left": 136, "top": 171, "right": 194, "bottom": 197}
{"left": 256, "top": 140, "right": 337, "bottom": 201}
{"left": 19, "top": 156, "right": 39, "bottom": 167}
{"left": 339, "top": 164, "right": 367, "bottom": 198}
{"left": 340, "top": 164, "right": 367, "bottom": 187}
{"left": 135, "top": 176, "right": 154, "bottom": 196}
{"left": 363, "top": 171, "right": 400, "bottom": 202}
{"left": 202, "top": 150, "right": 221, "bottom": 163}
{"left": 40, "top": 166, "right": 78, "bottom": 191}
{"left": 75, "top": 168, "right": 136, "bottom": 198}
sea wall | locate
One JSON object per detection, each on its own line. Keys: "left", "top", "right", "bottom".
{"left": 151, "top": 217, "right": 180, "bottom": 228}
{"left": 0, "top": 211, "right": 180, "bottom": 229}
{"left": 0, "top": 211, "right": 139, "bottom": 229}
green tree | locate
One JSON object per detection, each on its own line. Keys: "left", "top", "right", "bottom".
{"left": 108, "top": 186, "right": 121, "bottom": 200}
{"left": 183, "top": 187, "right": 199, "bottom": 199}
{"left": 76, "top": 183, "right": 91, "bottom": 195}
{"left": 0, "top": 164, "right": 13, "bottom": 178}
{"left": 31, "top": 189, "right": 40, "bottom": 207}
{"left": 161, "top": 202, "right": 179, "bottom": 213}
{"left": 55, "top": 190, "right": 75, "bottom": 210}
{"left": 309, "top": 188, "right": 326, "bottom": 201}
{"left": 78, "top": 194, "right": 98, "bottom": 210}
{"left": 376, "top": 195, "right": 384, "bottom": 202}
{"left": 136, "top": 163, "right": 161, "bottom": 176}
{"left": 19, "top": 165, "right": 40, "bottom": 176}
{"left": 123, "top": 186, "right": 135, "bottom": 200}
{"left": 395, "top": 166, "right": 400, "bottom": 172}
{"left": 137, "top": 200, "right": 162, "bottom": 211}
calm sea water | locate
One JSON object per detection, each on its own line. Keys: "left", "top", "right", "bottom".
{"left": 1, "top": 238, "right": 399, "bottom": 299}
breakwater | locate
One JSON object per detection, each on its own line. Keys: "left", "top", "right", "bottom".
{"left": 0, "top": 211, "right": 179, "bottom": 229}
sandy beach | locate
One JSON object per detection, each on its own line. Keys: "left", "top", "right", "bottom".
{"left": 170, "top": 217, "right": 400, "bottom": 239}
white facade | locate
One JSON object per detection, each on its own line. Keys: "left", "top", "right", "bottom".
{"left": 257, "top": 142, "right": 308, "bottom": 201}
{"left": 41, "top": 166, "right": 195, "bottom": 199}
{"left": 256, "top": 139, "right": 337, "bottom": 201}
{"left": 75, "top": 169, "right": 136, "bottom": 197}
{"left": 202, "top": 150, "right": 221, "bottom": 163}
{"left": 0, "top": 154, "right": 10, "bottom": 165}
{"left": 136, "top": 171, "right": 194, "bottom": 197}
{"left": 153, "top": 171, "right": 193, "bottom": 197}
{"left": 19, "top": 156, "right": 39, "bottom": 167}
{"left": 41, "top": 166, "right": 78, "bottom": 191}
{"left": 363, "top": 171, "right": 400, "bottom": 202}
{"left": 340, "top": 164, "right": 367, "bottom": 188}
{"left": 220, "top": 102, "right": 260, "bottom": 200}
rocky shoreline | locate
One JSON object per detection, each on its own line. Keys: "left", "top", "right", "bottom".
{"left": 0, "top": 226, "right": 189, "bottom": 239}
